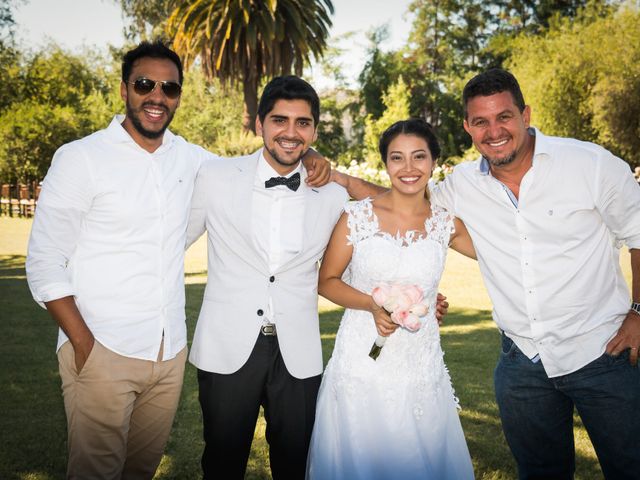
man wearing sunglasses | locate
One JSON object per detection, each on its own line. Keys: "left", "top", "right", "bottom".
{"left": 26, "top": 41, "right": 331, "bottom": 479}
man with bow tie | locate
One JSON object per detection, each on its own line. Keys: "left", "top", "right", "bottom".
{"left": 186, "top": 76, "right": 349, "bottom": 479}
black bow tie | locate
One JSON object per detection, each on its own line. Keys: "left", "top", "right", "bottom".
{"left": 264, "top": 172, "right": 301, "bottom": 192}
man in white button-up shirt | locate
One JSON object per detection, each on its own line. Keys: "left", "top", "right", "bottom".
{"left": 25, "top": 41, "right": 211, "bottom": 479}
{"left": 334, "top": 69, "right": 640, "bottom": 479}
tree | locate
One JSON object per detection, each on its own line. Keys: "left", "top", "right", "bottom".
{"left": 0, "top": 102, "right": 88, "bottom": 184}
{"left": 170, "top": 65, "right": 262, "bottom": 156}
{"left": 0, "top": 45, "right": 120, "bottom": 184}
{"left": 0, "top": 0, "right": 20, "bottom": 43}
{"left": 118, "top": 0, "right": 173, "bottom": 40}
{"left": 508, "top": 2, "right": 640, "bottom": 166}
{"left": 165, "top": 0, "right": 334, "bottom": 134}
{"left": 0, "top": 42, "right": 21, "bottom": 113}
{"left": 363, "top": 77, "right": 411, "bottom": 169}
{"left": 358, "top": 26, "right": 403, "bottom": 120}
{"left": 21, "top": 46, "right": 110, "bottom": 108}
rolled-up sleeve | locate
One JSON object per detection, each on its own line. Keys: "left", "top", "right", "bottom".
{"left": 595, "top": 152, "right": 640, "bottom": 249}
{"left": 26, "top": 144, "right": 94, "bottom": 307}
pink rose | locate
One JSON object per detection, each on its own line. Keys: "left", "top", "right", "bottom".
{"left": 371, "top": 285, "right": 390, "bottom": 307}
{"left": 381, "top": 295, "right": 397, "bottom": 312}
{"left": 404, "top": 285, "right": 424, "bottom": 305}
{"left": 397, "top": 293, "right": 414, "bottom": 311}
{"left": 391, "top": 309, "right": 409, "bottom": 325}
{"left": 389, "top": 284, "right": 406, "bottom": 299}
{"left": 391, "top": 310, "right": 422, "bottom": 331}
{"left": 403, "top": 313, "right": 422, "bottom": 331}
{"left": 409, "top": 303, "right": 428, "bottom": 317}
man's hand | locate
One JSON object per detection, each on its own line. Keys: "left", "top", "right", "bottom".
{"left": 370, "top": 298, "right": 398, "bottom": 337}
{"left": 435, "top": 293, "right": 449, "bottom": 326}
{"left": 72, "top": 334, "right": 95, "bottom": 373}
{"left": 605, "top": 311, "right": 640, "bottom": 366}
{"left": 302, "top": 148, "right": 331, "bottom": 187}
{"left": 44, "top": 296, "right": 96, "bottom": 373}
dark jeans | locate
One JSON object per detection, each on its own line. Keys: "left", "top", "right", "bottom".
{"left": 494, "top": 333, "right": 640, "bottom": 480}
{"left": 198, "top": 334, "right": 321, "bottom": 480}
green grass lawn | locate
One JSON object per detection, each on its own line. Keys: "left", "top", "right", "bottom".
{"left": 2, "top": 216, "right": 630, "bottom": 479}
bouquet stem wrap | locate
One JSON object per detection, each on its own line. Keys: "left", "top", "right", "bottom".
{"left": 368, "top": 333, "right": 388, "bottom": 360}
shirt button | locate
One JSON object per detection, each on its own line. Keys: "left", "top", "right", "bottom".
{"left": 257, "top": 309, "right": 264, "bottom": 316}
{"left": 269, "top": 276, "right": 275, "bottom": 283}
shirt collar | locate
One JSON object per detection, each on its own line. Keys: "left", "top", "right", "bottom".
{"left": 106, "top": 114, "right": 176, "bottom": 151}
{"left": 529, "top": 127, "right": 552, "bottom": 159}
{"left": 477, "top": 127, "right": 543, "bottom": 176}
{"left": 257, "top": 149, "right": 305, "bottom": 184}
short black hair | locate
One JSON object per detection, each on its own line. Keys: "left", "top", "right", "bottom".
{"left": 379, "top": 118, "right": 441, "bottom": 165}
{"left": 462, "top": 68, "right": 525, "bottom": 118}
{"left": 122, "top": 41, "right": 183, "bottom": 85}
{"left": 257, "top": 76, "right": 320, "bottom": 126}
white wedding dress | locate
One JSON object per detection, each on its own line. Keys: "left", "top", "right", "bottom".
{"left": 307, "top": 198, "right": 474, "bottom": 480}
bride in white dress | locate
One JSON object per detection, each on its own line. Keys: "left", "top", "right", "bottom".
{"left": 307, "top": 119, "right": 476, "bottom": 479}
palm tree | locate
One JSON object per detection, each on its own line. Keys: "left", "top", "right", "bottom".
{"left": 167, "top": 0, "right": 334, "bottom": 133}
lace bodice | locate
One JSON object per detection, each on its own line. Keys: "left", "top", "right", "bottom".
{"left": 325, "top": 198, "right": 458, "bottom": 417}
{"left": 345, "top": 197, "right": 453, "bottom": 296}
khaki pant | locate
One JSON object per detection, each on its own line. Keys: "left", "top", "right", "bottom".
{"left": 57, "top": 340, "right": 187, "bottom": 480}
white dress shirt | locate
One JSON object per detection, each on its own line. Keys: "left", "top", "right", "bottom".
{"left": 251, "top": 153, "right": 306, "bottom": 322}
{"left": 432, "top": 128, "right": 640, "bottom": 377}
{"left": 26, "top": 115, "right": 215, "bottom": 361}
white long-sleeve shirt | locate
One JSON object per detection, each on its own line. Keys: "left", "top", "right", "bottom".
{"left": 26, "top": 116, "right": 214, "bottom": 361}
{"left": 432, "top": 128, "right": 640, "bottom": 377}
{"left": 251, "top": 152, "right": 306, "bottom": 323}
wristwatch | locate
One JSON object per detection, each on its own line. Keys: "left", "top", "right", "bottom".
{"left": 631, "top": 302, "right": 640, "bottom": 316}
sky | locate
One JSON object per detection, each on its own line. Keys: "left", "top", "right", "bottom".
{"left": 13, "top": 0, "right": 415, "bottom": 89}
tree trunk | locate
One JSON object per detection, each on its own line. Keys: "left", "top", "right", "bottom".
{"left": 242, "top": 75, "right": 259, "bottom": 134}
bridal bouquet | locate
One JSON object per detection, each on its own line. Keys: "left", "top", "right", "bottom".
{"left": 368, "top": 284, "right": 429, "bottom": 360}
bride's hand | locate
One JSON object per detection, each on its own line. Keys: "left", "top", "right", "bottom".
{"left": 370, "top": 298, "right": 398, "bottom": 337}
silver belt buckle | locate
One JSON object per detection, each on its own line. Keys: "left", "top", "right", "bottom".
{"left": 261, "top": 323, "right": 277, "bottom": 336}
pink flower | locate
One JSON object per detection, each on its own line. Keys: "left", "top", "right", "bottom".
{"left": 403, "top": 313, "right": 422, "bottom": 331}
{"left": 409, "top": 303, "right": 428, "bottom": 317}
{"left": 398, "top": 293, "right": 415, "bottom": 311}
{"left": 391, "top": 309, "right": 409, "bottom": 324}
{"left": 404, "top": 285, "right": 424, "bottom": 305}
{"left": 371, "top": 285, "right": 390, "bottom": 307}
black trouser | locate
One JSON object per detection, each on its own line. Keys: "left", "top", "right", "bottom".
{"left": 198, "top": 333, "right": 322, "bottom": 480}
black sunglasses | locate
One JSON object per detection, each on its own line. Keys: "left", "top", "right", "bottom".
{"left": 128, "top": 77, "right": 182, "bottom": 99}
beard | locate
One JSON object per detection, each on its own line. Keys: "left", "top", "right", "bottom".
{"left": 125, "top": 100, "right": 175, "bottom": 139}
{"left": 264, "top": 143, "right": 308, "bottom": 168}
{"left": 484, "top": 150, "right": 517, "bottom": 168}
